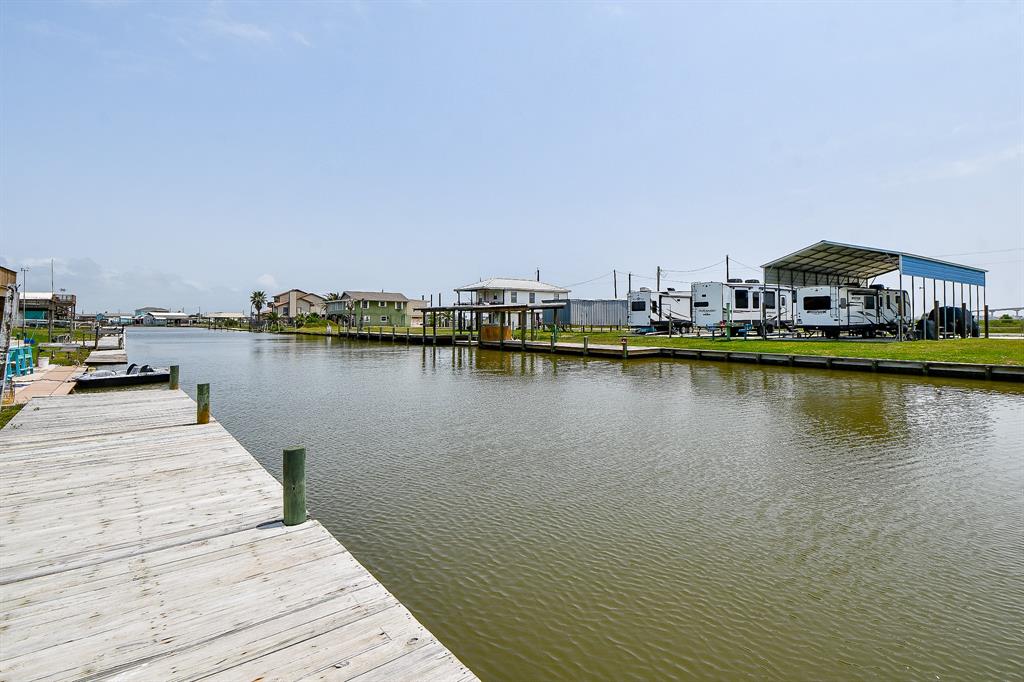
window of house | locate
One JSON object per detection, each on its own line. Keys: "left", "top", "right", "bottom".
{"left": 803, "top": 296, "right": 831, "bottom": 311}
{"left": 510, "top": 292, "right": 518, "bottom": 303}
{"left": 396, "top": 301, "right": 405, "bottom": 310}
{"left": 734, "top": 289, "right": 749, "bottom": 309}
{"left": 381, "top": 315, "right": 389, "bottom": 323}
{"left": 763, "top": 291, "right": 776, "bottom": 308}
{"left": 529, "top": 292, "right": 536, "bottom": 303}
{"left": 492, "top": 293, "right": 499, "bottom": 301}
{"left": 360, "top": 300, "right": 369, "bottom": 309}
{"left": 361, "top": 315, "right": 370, "bottom": 323}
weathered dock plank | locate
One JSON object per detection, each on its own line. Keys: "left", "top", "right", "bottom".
{"left": 0, "top": 390, "right": 477, "bottom": 681}
{"left": 85, "top": 348, "right": 128, "bottom": 365}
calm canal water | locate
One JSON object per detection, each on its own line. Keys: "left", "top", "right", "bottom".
{"left": 126, "top": 328, "right": 1023, "bottom": 681}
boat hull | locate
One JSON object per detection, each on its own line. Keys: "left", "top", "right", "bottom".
{"left": 75, "top": 373, "right": 170, "bottom": 389}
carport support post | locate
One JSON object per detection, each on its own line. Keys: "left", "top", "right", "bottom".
{"left": 961, "top": 302, "right": 968, "bottom": 339}
{"left": 898, "top": 270, "right": 903, "bottom": 341}
{"left": 933, "top": 298, "right": 940, "bottom": 341}
{"left": 984, "top": 304, "right": 989, "bottom": 338}
{"left": 521, "top": 311, "right": 527, "bottom": 350}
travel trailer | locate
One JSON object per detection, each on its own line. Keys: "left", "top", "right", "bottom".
{"left": 691, "top": 280, "right": 796, "bottom": 333}
{"left": 795, "top": 284, "right": 909, "bottom": 338}
{"left": 627, "top": 288, "right": 692, "bottom": 332}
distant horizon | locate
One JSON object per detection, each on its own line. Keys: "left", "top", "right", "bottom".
{"left": 2, "top": 1, "right": 1021, "bottom": 312}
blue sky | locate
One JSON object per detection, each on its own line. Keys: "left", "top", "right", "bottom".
{"left": 1, "top": 0, "right": 1021, "bottom": 313}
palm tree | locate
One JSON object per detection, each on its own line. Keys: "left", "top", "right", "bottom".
{"left": 249, "top": 291, "right": 267, "bottom": 331}
{"left": 266, "top": 311, "right": 281, "bottom": 332}
{"left": 325, "top": 292, "right": 341, "bottom": 302}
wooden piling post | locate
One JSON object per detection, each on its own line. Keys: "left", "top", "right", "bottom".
{"left": 169, "top": 365, "right": 179, "bottom": 390}
{"left": 621, "top": 337, "right": 628, "bottom": 359}
{"left": 283, "top": 446, "right": 306, "bottom": 526}
{"left": 583, "top": 336, "right": 589, "bottom": 356}
{"left": 196, "top": 383, "right": 210, "bottom": 424}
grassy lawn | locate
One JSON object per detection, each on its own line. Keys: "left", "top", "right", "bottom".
{"left": 988, "top": 318, "right": 1024, "bottom": 335}
{"left": 0, "top": 404, "right": 24, "bottom": 429}
{"left": 548, "top": 332, "right": 1024, "bottom": 366}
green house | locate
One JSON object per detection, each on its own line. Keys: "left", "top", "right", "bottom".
{"left": 326, "top": 291, "right": 411, "bottom": 328}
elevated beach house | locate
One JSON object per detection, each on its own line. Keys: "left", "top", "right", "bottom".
{"left": 326, "top": 291, "right": 411, "bottom": 328}
{"left": 271, "top": 290, "right": 326, "bottom": 322}
{"left": 454, "top": 278, "right": 570, "bottom": 328}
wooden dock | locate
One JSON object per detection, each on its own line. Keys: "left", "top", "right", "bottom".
{"left": 85, "top": 333, "right": 127, "bottom": 365}
{"left": 0, "top": 390, "right": 477, "bottom": 681}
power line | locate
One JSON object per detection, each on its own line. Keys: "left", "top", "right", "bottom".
{"left": 565, "top": 271, "right": 613, "bottom": 288}
{"left": 662, "top": 260, "right": 726, "bottom": 274}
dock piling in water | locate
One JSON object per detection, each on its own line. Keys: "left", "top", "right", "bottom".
{"left": 283, "top": 446, "right": 307, "bottom": 525}
{"left": 196, "top": 383, "right": 210, "bottom": 424}
{"left": 169, "top": 365, "right": 179, "bottom": 390}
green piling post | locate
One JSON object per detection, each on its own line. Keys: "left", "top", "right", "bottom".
{"left": 169, "top": 365, "right": 179, "bottom": 390}
{"left": 283, "top": 446, "right": 307, "bottom": 525}
{"left": 196, "top": 383, "right": 210, "bottom": 424}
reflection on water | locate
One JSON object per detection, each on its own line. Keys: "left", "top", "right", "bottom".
{"left": 127, "top": 328, "right": 1024, "bottom": 681}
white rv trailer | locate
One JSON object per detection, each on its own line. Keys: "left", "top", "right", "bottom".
{"left": 795, "top": 284, "right": 908, "bottom": 338}
{"left": 627, "top": 288, "right": 692, "bottom": 331}
{"left": 692, "top": 279, "right": 796, "bottom": 333}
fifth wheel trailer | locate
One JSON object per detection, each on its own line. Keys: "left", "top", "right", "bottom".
{"left": 691, "top": 280, "right": 795, "bottom": 333}
{"left": 795, "top": 285, "right": 909, "bottom": 338}
{"left": 627, "top": 288, "right": 692, "bottom": 331}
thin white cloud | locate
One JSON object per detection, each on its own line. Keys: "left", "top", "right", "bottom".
{"left": 884, "top": 144, "right": 1023, "bottom": 187}
{"left": 256, "top": 273, "right": 279, "bottom": 290}
{"left": 290, "top": 30, "right": 312, "bottom": 47}
{"left": 202, "top": 18, "right": 272, "bottom": 43}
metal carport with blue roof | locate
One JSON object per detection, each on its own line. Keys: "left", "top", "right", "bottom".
{"left": 761, "top": 240, "right": 988, "bottom": 339}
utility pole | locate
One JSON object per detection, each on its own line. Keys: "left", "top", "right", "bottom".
{"left": 613, "top": 270, "right": 618, "bottom": 298}
{"left": 656, "top": 266, "right": 661, "bottom": 292}
{"left": 628, "top": 272, "right": 632, "bottom": 294}
{"left": 536, "top": 268, "right": 540, "bottom": 282}
{"left": 725, "top": 255, "right": 730, "bottom": 281}
{"left": 20, "top": 267, "right": 28, "bottom": 340}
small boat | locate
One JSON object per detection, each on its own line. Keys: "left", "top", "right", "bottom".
{"left": 75, "top": 363, "right": 170, "bottom": 388}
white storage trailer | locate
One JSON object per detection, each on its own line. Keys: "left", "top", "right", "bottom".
{"left": 795, "top": 284, "right": 908, "bottom": 338}
{"left": 692, "top": 280, "right": 795, "bottom": 333}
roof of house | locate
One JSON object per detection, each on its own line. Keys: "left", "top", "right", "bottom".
{"left": 454, "top": 278, "right": 570, "bottom": 294}
{"left": 145, "top": 311, "right": 190, "bottom": 319}
{"left": 340, "top": 291, "right": 410, "bottom": 302}
{"left": 23, "top": 292, "right": 57, "bottom": 302}
{"left": 204, "top": 311, "right": 247, "bottom": 319}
